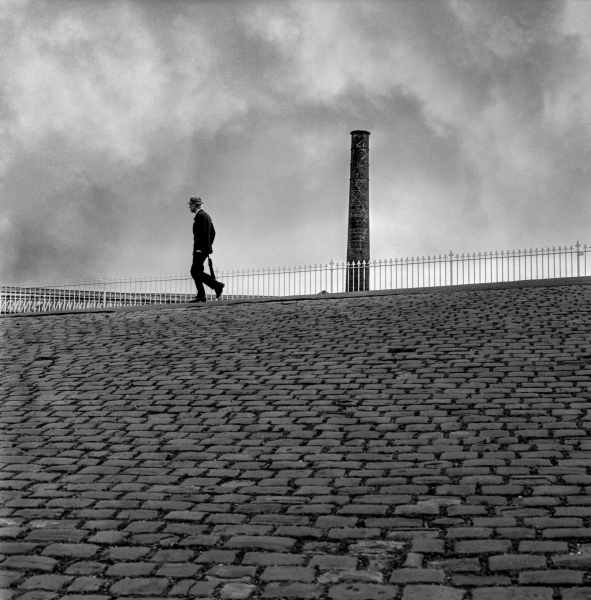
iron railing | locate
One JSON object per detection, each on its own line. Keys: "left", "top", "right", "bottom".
{"left": 1, "top": 243, "right": 589, "bottom": 315}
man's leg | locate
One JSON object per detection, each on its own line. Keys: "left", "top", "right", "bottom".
{"left": 201, "top": 270, "right": 217, "bottom": 290}
{"left": 201, "top": 257, "right": 224, "bottom": 298}
{"left": 190, "top": 253, "right": 207, "bottom": 299}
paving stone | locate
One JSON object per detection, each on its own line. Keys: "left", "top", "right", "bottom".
{"left": 561, "top": 590, "right": 591, "bottom": 600}
{"left": 206, "top": 565, "right": 257, "bottom": 579}
{"left": 40, "top": 544, "right": 100, "bottom": 558}
{"left": 195, "top": 549, "right": 238, "bottom": 563}
{"left": 518, "top": 541, "right": 569, "bottom": 553}
{"left": 63, "top": 563, "right": 106, "bottom": 576}
{"left": 401, "top": 584, "right": 465, "bottom": 600}
{"left": 327, "top": 583, "right": 398, "bottom": 599}
{"left": 260, "top": 566, "right": 315, "bottom": 582}
{"left": 178, "top": 533, "right": 220, "bottom": 546}
{"left": 99, "top": 546, "right": 151, "bottom": 561}
{"left": 0, "top": 543, "right": 38, "bottom": 554}
{"left": 155, "top": 562, "right": 201, "bottom": 577}
{"left": 411, "top": 538, "right": 445, "bottom": 554}
{"left": 61, "top": 596, "right": 109, "bottom": 600}
{"left": 188, "top": 580, "right": 218, "bottom": 596}
{"left": 472, "top": 588, "right": 554, "bottom": 600}
{"left": 429, "top": 558, "right": 480, "bottom": 572}
{"left": 552, "top": 553, "right": 591, "bottom": 568}
{"left": 66, "top": 577, "right": 106, "bottom": 592}
{"left": 318, "top": 571, "right": 384, "bottom": 584}
{"left": 242, "top": 552, "right": 305, "bottom": 566}
{"left": 328, "top": 528, "right": 381, "bottom": 539}
{"left": 347, "top": 540, "right": 407, "bottom": 558}
{"left": 19, "top": 575, "right": 72, "bottom": 591}
{"left": 402, "top": 552, "right": 423, "bottom": 568}
{"left": 151, "top": 549, "right": 194, "bottom": 562}
{"left": 489, "top": 554, "right": 546, "bottom": 571}
{"left": 452, "top": 576, "right": 511, "bottom": 586}
{"left": 168, "top": 579, "right": 197, "bottom": 596}
{"left": 220, "top": 582, "right": 257, "bottom": 599}
{"left": 389, "top": 568, "right": 446, "bottom": 583}
{"left": 308, "top": 555, "right": 358, "bottom": 570}
{"left": 105, "top": 562, "right": 156, "bottom": 577}
{"left": 225, "top": 536, "right": 296, "bottom": 552}
{"left": 0, "top": 569, "right": 23, "bottom": 587}
{"left": 1, "top": 555, "right": 58, "bottom": 572}
{"left": 109, "top": 577, "right": 168, "bottom": 596}
{"left": 16, "top": 592, "right": 58, "bottom": 600}
{"left": 455, "top": 540, "right": 511, "bottom": 555}
{"left": 86, "top": 531, "right": 127, "bottom": 544}
{"left": 518, "top": 570, "right": 584, "bottom": 584}
{"left": 262, "top": 582, "right": 322, "bottom": 598}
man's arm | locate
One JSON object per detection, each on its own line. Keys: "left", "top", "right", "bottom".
{"left": 193, "top": 213, "right": 206, "bottom": 253}
{"left": 210, "top": 220, "right": 216, "bottom": 248}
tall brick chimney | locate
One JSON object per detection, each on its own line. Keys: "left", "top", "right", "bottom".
{"left": 346, "top": 130, "right": 370, "bottom": 292}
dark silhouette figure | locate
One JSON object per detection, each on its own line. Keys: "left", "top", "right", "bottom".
{"left": 188, "top": 197, "right": 224, "bottom": 302}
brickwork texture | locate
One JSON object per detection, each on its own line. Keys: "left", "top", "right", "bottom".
{"left": 2, "top": 281, "right": 591, "bottom": 599}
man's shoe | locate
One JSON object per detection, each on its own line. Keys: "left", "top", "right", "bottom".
{"left": 190, "top": 296, "right": 206, "bottom": 303}
{"left": 215, "top": 283, "right": 225, "bottom": 299}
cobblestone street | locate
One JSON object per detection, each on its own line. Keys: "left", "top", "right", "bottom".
{"left": 2, "top": 280, "right": 591, "bottom": 599}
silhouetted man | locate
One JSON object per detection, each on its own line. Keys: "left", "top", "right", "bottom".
{"left": 188, "top": 196, "right": 224, "bottom": 302}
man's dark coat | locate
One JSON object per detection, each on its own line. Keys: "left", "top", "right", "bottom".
{"left": 193, "top": 210, "right": 216, "bottom": 255}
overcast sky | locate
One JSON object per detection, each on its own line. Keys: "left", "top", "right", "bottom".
{"left": 2, "top": 0, "right": 591, "bottom": 283}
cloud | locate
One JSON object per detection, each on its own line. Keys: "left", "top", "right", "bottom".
{"left": 0, "top": 0, "right": 253, "bottom": 281}
{"left": 245, "top": 0, "right": 591, "bottom": 256}
{"left": 2, "top": 0, "right": 591, "bottom": 284}
{"left": 1, "top": 1, "right": 252, "bottom": 164}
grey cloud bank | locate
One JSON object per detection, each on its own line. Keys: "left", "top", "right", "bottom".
{"left": 1, "top": 0, "right": 591, "bottom": 283}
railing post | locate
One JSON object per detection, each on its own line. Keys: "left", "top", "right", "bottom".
{"left": 449, "top": 251, "right": 453, "bottom": 286}
{"left": 576, "top": 240, "right": 581, "bottom": 278}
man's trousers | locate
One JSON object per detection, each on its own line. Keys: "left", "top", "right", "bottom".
{"left": 190, "top": 253, "right": 217, "bottom": 298}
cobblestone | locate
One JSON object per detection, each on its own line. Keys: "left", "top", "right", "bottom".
{"left": 3, "top": 279, "right": 591, "bottom": 598}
